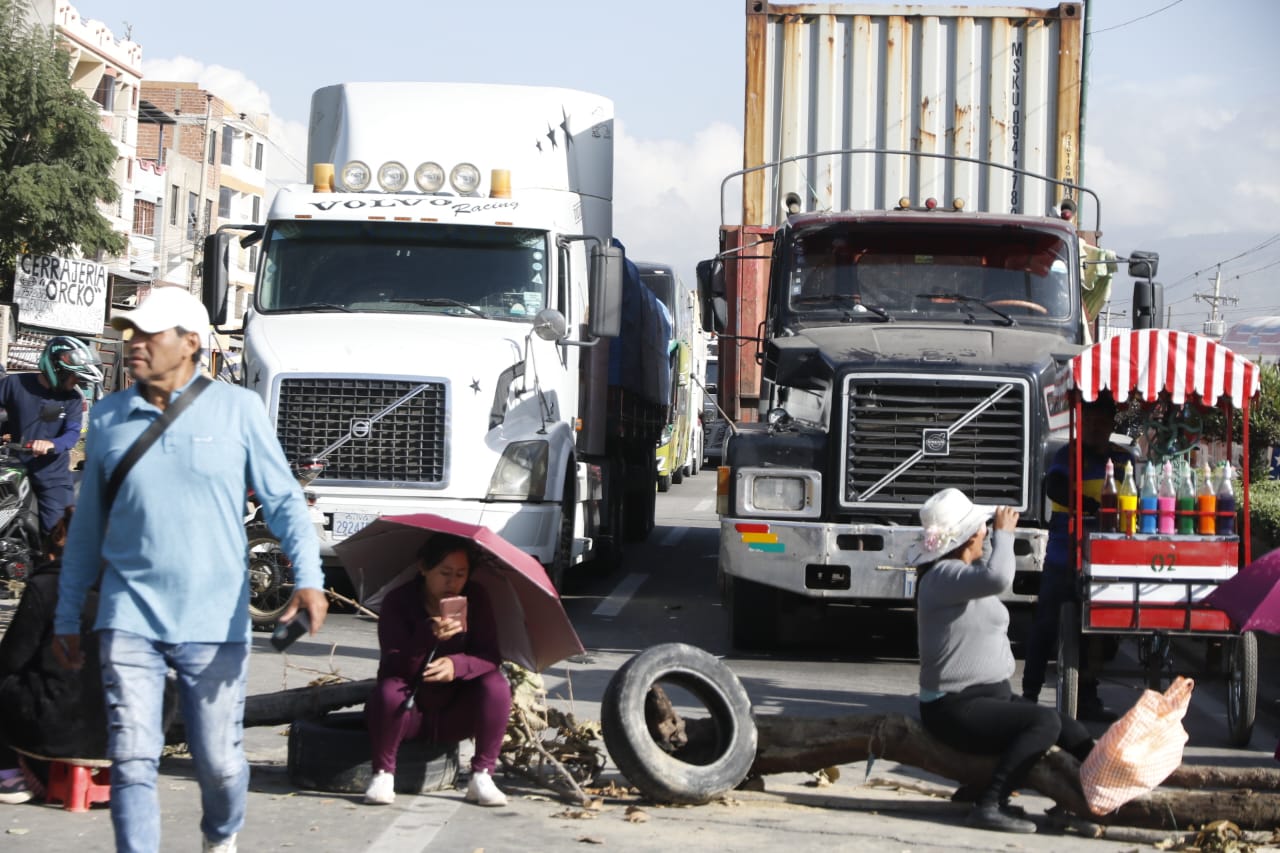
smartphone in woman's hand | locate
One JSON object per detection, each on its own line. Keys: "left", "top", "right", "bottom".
{"left": 439, "top": 596, "right": 468, "bottom": 632}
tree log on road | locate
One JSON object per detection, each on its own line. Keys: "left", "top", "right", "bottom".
{"left": 744, "top": 711, "right": 1280, "bottom": 830}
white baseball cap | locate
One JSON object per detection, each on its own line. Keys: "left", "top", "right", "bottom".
{"left": 111, "top": 286, "right": 210, "bottom": 334}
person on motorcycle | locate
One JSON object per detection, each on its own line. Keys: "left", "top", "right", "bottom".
{"left": 0, "top": 336, "right": 103, "bottom": 536}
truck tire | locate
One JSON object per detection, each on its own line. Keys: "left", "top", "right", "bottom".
{"left": 672, "top": 466, "right": 684, "bottom": 485}
{"left": 601, "top": 643, "right": 757, "bottom": 804}
{"left": 658, "top": 473, "right": 672, "bottom": 492}
{"left": 728, "top": 578, "right": 779, "bottom": 651}
{"left": 287, "top": 711, "right": 459, "bottom": 795}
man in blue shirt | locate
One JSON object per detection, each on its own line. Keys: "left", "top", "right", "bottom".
{"left": 53, "top": 287, "right": 327, "bottom": 853}
{"left": 0, "top": 336, "right": 102, "bottom": 536}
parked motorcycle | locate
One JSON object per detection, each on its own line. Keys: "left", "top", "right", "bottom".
{"left": 246, "top": 458, "right": 325, "bottom": 629}
{"left": 0, "top": 441, "right": 44, "bottom": 594}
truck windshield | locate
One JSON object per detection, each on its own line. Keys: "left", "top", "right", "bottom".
{"left": 783, "top": 223, "right": 1075, "bottom": 329}
{"left": 257, "top": 220, "right": 550, "bottom": 321}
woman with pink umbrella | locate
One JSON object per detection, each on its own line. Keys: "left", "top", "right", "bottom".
{"left": 361, "top": 533, "right": 511, "bottom": 807}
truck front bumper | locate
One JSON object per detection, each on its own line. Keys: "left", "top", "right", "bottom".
{"left": 720, "top": 517, "right": 1046, "bottom": 602}
{"left": 314, "top": 495, "right": 558, "bottom": 565}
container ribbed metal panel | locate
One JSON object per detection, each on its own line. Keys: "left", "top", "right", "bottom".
{"left": 276, "top": 378, "right": 447, "bottom": 485}
{"left": 841, "top": 375, "right": 1029, "bottom": 509}
{"left": 742, "top": 2, "right": 1084, "bottom": 224}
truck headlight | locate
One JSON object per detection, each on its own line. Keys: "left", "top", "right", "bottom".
{"left": 450, "top": 162, "right": 481, "bottom": 194}
{"left": 340, "top": 160, "right": 371, "bottom": 191}
{"left": 487, "top": 441, "right": 549, "bottom": 500}
{"left": 735, "top": 468, "right": 821, "bottom": 518}
{"left": 415, "top": 161, "right": 445, "bottom": 192}
{"left": 377, "top": 161, "right": 409, "bottom": 192}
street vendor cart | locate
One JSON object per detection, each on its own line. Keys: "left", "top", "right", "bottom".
{"left": 1057, "top": 329, "right": 1262, "bottom": 746}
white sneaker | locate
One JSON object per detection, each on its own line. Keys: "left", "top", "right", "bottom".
{"left": 364, "top": 770, "right": 395, "bottom": 805}
{"left": 202, "top": 834, "right": 237, "bottom": 853}
{"left": 465, "top": 769, "right": 507, "bottom": 807}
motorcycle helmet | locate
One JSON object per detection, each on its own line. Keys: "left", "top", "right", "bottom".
{"left": 39, "top": 335, "right": 104, "bottom": 401}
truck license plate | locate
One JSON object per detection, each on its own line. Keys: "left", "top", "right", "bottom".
{"left": 332, "top": 512, "right": 378, "bottom": 539}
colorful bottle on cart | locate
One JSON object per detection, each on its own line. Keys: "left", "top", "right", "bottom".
{"left": 1138, "top": 463, "right": 1159, "bottom": 534}
{"left": 1176, "top": 460, "right": 1197, "bottom": 534}
{"left": 1217, "top": 461, "right": 1237, "bottom": 536}
{"left": 1197, "top": 460, "right": 1217, "bottom": 535}
{"left": 1118, "top": 460, "right": 1139, "bottom": 536}
{"left": 1157, "top": 460, "right": 1176, "bottom": 534}
{"left": 1099, "top": 458, "right": 1118, "bottom": 533}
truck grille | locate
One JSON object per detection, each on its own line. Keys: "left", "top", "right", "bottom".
{"left": 276, "top": 378, "right": 447, "bottom": 485}
{"left": 841, "top": 376, "right": 1028, "bottom": 510}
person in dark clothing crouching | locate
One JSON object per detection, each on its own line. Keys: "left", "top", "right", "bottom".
{"left": 0, "top": 509, "right": 105, "bottom": 803}
{"left": 912, "top": 488, "right": 1095, "bottom": 834}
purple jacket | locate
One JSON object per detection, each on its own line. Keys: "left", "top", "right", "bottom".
{"left": 375, "top": 576, "right": 502, "bottom": 710}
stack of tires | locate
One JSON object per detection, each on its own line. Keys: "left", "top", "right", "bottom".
{"left": 287, "top": 711, "right": 459, "bottom": 795}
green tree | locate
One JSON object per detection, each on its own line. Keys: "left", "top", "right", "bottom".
{"left": 0, "top": 0, "right": 126, "bottom": 298}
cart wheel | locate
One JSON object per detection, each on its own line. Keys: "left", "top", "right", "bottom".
{"left": 1226, "top": 631, "right": 1258, "bottom": 748}
{"left": 1056, "top": 601, "right": 1079, "bottom": 719}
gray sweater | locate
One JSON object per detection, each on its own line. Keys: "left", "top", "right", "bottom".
{"left": 916, "top": 533, "right": 1017, "bottom": 694}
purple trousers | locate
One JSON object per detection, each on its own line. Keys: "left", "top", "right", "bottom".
{"left": 366, "top": 669, "right": 512, "bottom": 774}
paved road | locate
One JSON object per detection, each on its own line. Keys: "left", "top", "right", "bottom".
{"left": 2, "top": 472, "right": 1278, "bottom": 851}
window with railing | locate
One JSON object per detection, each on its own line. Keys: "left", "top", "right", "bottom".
{"left": 133, "top": 200, "right": 156, "bottom": 236}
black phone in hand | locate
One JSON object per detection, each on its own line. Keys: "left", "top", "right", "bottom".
{"left": 271, "top": 610, "right": 311, "bottom": 652}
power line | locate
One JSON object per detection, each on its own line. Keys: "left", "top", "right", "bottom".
{"left": 1088, "top": 0, "right": 1188, "bottom": 35}
{"left": 1164, "top": 232, "right": 1280, "bottom": 290}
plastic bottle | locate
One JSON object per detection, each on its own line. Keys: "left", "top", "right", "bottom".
{"left": 1197, "top": 459, "right": 1216, "bottom": 535}
{"left": 1157, "top": 460, "right": 1177, "bottom": 534}
{"left": 1118, "top": 460, "right": 1139, "bottom": 536}
{"left": 1098, "top": 458, "right": 1119, "bottom": 533}
{"left": 1176, "top": 460, "right": 1197, "bottom": 535}
{"left": 1138, "top": 462, "right": 1159, "bottom": 534}
{"left": 1217, "top": 460, "right": 1237, "bottom": 536}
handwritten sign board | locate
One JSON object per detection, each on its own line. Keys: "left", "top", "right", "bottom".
{"left": 12, "top": 253, "right": 109, "bottom": 335}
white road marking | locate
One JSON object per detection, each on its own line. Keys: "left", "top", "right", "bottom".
{"left": 593, "top": 573, "right": 648, "bottom": 618}
{"left": 362, "top": 794, "right": 461, "bottom": 852}
{"left": 660, "top": 526, "right": 687, "bottom": 547}
{"left": 694, "top": 497, "right": 714, "bottom": 513}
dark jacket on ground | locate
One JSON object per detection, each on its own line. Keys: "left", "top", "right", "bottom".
{"left": 0, "top": 561, "right": 107, "bottom": 759}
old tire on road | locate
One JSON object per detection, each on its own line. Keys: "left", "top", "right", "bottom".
{"left": 601, "top": 643, "right": 756, "bottom": 804}
{"left": 288, "top": 711, "right": 459, "bottom": 795}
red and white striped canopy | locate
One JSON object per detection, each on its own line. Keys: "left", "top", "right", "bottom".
{"left": 1070, "top": 329, "right": 1260, "bottom": 408}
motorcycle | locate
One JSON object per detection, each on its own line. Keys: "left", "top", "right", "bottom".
{"left": 0, "top": 441, "right": 45, "bottom": 595}
{"left": 245, "top": 458, "right": 325, "bottom": 629}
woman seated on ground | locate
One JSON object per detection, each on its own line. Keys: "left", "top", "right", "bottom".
{"left": 363, "top": 532, "right": 512, "bottom": 807}
{"left": 0, "top": 509, "right": 106, "bottom": 804}
{"left": 910, "top": 489, "right": 1095, "bottom": 834}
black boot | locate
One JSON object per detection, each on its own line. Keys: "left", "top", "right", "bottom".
{"left": 966, "top": 802, "right": 1037, "bottom": 834}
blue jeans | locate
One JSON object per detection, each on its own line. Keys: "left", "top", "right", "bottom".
{"left": 99, "top": 630, "right": 249, "bottom": 853}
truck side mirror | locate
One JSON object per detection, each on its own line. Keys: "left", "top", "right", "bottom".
{"left": 202, "top": 232, "right": 234, "bottom": 326}
{"left": 588, "top": 244, "right": 623, "bottom": 338}
{"left": 696, "top": 258, "right": 727, "bottom": 333}
{"left": 1127, "top": 250, "right": 1159, "bottom": 280}
{"left": 1132, "top": 280, "right": 1164, "bottom": 329}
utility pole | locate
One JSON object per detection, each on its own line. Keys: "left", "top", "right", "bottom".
{"left": 1194, "top": 265, "right": 1237, "bottom": 339}
{"left": 189, "top": 93, "right": 214, "bottom": 291}
{"left": 1096, "top": 303, "right": 1126, "bottom": 340}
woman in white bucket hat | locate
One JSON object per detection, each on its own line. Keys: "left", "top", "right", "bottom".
{"left": 912, "top": 489, "right": 1095, "bottom": 834}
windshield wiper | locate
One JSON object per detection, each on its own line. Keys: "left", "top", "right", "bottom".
{"left": 390, "top": 297, "right": 489, "bottom": 319}
{"left": 792, "top": 293, "right": 892, "bottom": 322}
{"left": 288, "top": 302, "right": 354, "bottom": 313}
{"left": 915, "top": 292, "right": 1015, "bottom": 326}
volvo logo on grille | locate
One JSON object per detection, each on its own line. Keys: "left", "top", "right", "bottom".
{"left": 922, "top": 429, "right": 949, "bottom": 456}
{"left": 350, "top": 418, "right": 373, "bottom": 439}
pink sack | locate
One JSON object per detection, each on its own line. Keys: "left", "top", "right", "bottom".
{"left": 1078, "top": 676, "right": 1193, "bottom": 814}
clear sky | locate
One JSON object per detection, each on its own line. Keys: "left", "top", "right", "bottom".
{"left": 74, "top": 0, "right": 1280, "bottom": 334}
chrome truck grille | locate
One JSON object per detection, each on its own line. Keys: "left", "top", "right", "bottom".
{"left": 840, "top": 375, "right": 1029, "bottom": 510}
{"left": 276, "top": 378, "right": 447, "bottom": 485}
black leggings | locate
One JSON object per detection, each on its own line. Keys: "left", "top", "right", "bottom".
{"left": 920, "top": 680, "right": 1093, "bottom": 805}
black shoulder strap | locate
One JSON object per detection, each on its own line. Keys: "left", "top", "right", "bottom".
{"left": 103, "top": 375, "right": 213, "bottom": 516}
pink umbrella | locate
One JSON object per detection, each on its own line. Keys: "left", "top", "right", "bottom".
{"left": 1203, "top": 547, "right": 1280, "bottom": 635}
{"left": 333, "top": 513, "right": 584, "bottom": 672}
